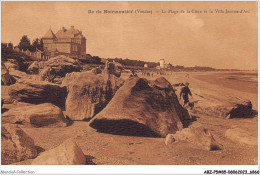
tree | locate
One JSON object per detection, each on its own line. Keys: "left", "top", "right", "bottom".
{"left": 18, "top": 35, "right": 31, "bottom": 51}
{"left": 31, "top": 38, "right": 38, "bottom": 52}
{"left": 92, "top": 56, "right": 101, "bottom": 64}
{"left": 7, "top": 42, "right": 13, "bottom": 48}
{"left": 1, "top": 43, "right": 7, "bottom": 49}
{"left": 31, "top": 38, "right": 44, "bottom": 52}
{"left": 39, "top": 39, "right": 44, "bottom": 51}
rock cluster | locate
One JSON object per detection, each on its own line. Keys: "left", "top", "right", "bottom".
{"left": 39, "top": 55, "right": 82, "bottom": 84}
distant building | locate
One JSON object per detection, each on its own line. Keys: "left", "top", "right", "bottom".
{"left": 144, "top": 63, "right": 148, "bottom": 68}
{"left": 35, "top": 49, "right": 45, "bottom": 60}
{"left": 13, "top": 46, "right": 46, "bottom": 60}
{"left": 160, "top": 59, "right": 165, "bottom": 68}
{"left": 42, "top": 26, "right": 86, "bottom": 59}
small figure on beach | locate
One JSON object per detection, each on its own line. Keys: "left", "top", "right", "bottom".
{"left": 180, "top": 82, "right": 192, "bottom": 107}
{"left": 130, "top": 70, "right": 138, "bottom": 77}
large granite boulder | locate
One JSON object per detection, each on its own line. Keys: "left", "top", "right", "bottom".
{"left": 1, "top": 63, "right": 16, "bottom": 85}
{"left": 165, "top": 123, "right": 222, "bottom": 151}
{"left": 62, "top": 68, "right": 124, "bottom": 121}
{"left": 90, "top": 77, "right": 190, "bottom": 137}
{"left": 2, "top": 103, "right": 69, "bottom": 127}
{"left": 39, "top": 55, "right": 82, "bottom": 84}
{"left": 31, "top": 139, "right": 86, "bottom": 165}
{"left": 8, "top": 80, "right": 67, "bottom": 108}
{"left": 1, "top": 124, "right": 38, "bottom": 165}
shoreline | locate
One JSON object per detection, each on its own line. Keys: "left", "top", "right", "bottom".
{"left": 193, "top": 72, "right": 258, "bottom": 95}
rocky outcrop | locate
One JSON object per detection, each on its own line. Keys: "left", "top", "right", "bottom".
{"left": 62, "top": 68, "right": 124, "bottom": 121}
{"left": 39, "top": 55, "right": 82, "bottom": 84}
{"left": 226, "top": 100, "right": 256, "bottom": 119}
{"left": 154, "top": 77, "right": 172, "bottom": 89}
{"left": 1, "top": 63, "right": 16, "bottom": 85}
{"left": 4, "top": 59, "right": 20, "bottom": 71}
{"left": 9, "top": 69, "right": 28, "bottom": 81}
{"left": 225, "top": 128, "right": 257, "bottom": 146}
{"left": 102, "top": 61, "right": 121, "bottom": 78}
{"left": 31, "top": 139, "right": 86, "bottom": 165}
{"left": 2, "top": 59, "right": 31, "bottom": 83}
{"left": 192, "top": 97, "right": 257, "bottom": 119}
{"left": 91, "top": 67, "right": 102, "bottom": 74}
{"left": 1, "top": 46, "right": 34, "bottom": 72}
{"left": 90, "top": 77, "right": 190, "bottom": 137}
{"left": 1, "top": 124, "right": 38, "bottom": 165}
{"left": 1, "top": 86, "right": 12, "bottom": 104}
{"left": 39, "top": 66, "right": 57, "bottom": 83}
{"left": 8, "top": 80, "right": 67, "bottom": 108}
{"left": 27, "top": 61, "right": 40, "bottom": 74}
{"left": 165, "top": 123, "right": 222, "bottom": 151}
{"left": 2, "top": 103, "right": 69, "bottom": 127}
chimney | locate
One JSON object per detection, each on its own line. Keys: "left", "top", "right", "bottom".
{"left": 71, "top": 25, "right": 74, "bottom": 30}
{"left": 62, "top": 27, "right": 66, "bottom": 32}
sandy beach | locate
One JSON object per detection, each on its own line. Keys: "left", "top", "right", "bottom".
{"left": 7, "top": 71, "right": 257, "bottom": 165}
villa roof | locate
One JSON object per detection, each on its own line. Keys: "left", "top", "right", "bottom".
{"left": 55, "top": 26, "right": 84, "bottom": 39}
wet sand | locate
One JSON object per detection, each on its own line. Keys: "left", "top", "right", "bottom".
{"left": 194, "top": 71, "right": 257, "bottom": 94}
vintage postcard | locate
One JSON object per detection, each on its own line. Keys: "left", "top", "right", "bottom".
{"left": 1, "top": 1, "right": 258, "bottom": 174}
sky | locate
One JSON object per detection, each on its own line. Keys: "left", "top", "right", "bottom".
{"left": 1, "top": 1, "right": 258, "bottom": 70}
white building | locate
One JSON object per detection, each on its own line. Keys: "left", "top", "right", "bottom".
{"left": 160, "top": 59, "right": 165, "bottom": 68}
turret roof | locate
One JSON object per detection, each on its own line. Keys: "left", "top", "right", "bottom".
{"left": 43, "top": 28, "right": 57, "bottom": 39}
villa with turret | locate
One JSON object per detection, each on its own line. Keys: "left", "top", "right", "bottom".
{"left": 42, "top": 26, "right": 86, "bottom": 59}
